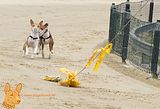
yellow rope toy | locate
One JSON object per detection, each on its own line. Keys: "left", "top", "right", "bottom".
{"left": 58, "top": 43, "right": 112, "bottom": 87}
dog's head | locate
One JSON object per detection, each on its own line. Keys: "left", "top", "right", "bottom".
{"left": 38, "top": 20, "right": 49, "bottom": 39}
{"left": 39, "top": 20, "right": 48, "bottom": 30}
{"left": 30, "top": 19, "right": 42, "bottom": 36}
{"left": 3, "top": 83, "right": 22, "bottom": 107}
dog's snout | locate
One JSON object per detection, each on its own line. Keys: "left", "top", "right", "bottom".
{"left": 33, "top": 27, "right": 39, "bottom": 34}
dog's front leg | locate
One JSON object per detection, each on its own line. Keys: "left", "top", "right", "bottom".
{"left": 42, "top": 44, "right": 44, "bottom": 59}
{"left": 34, "top": 40, "right": 39, "bottom": 55}
{"left": 34, "top": 46, "right": 39, "bottom": 55}
{"left": 48, "top": 52, "right": 51, "bottom": 59}
{"left": 25, "top": 46, "right": 29, "bottom": 56}
{"left": 31, "top": 48, "right": 34, "bottom": 59}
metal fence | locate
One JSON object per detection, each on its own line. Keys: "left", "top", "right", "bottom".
{"left": 109, "top": 0, "right": 160, "bottom": 76}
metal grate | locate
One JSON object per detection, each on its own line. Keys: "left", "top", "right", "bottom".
{"left": 109, "top": 0, "right": 160, "bottom": 73}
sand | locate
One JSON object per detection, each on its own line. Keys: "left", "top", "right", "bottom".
{"left": 0, "top": 0, "right": 160, "bottom": 109}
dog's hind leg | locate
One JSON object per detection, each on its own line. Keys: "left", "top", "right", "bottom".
{"left": 38, "top": 41, "right": 42, "bottom": 54}
{"left": 49, "top": 40, "right": 54, "bottom": 59}
{"left": 22, "top": 45, "right": 26, "bottom": 57}
{"left": 23, "top": 43, "right": 28, "bottom": 56}
{"left": 49, "top": 39, "right": 54, "bottom": 53}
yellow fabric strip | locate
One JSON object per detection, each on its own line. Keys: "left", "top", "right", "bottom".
{"left": 93, "top": 43, "right": 112, "bottom": 72}
{"left": 85, "top": 49, "right": 101, "bottom": 68}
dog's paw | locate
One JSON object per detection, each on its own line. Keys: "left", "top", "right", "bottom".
{"left": 50, "top": 50, "right": 54, "bottom": 54}
{"left": 48, "top": 56, "right": 51, "bottom": 59}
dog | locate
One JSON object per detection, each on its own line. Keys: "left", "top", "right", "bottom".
{"left": 39, "top": 21, "right": 54, "bottom": 59}
{"left": 23, "top": 19, "right": 42, "bottom": 58}
{"left": 3, "top": 83, "right": 22, "bottom": 109}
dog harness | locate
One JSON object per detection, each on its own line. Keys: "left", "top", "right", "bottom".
{"left": 39, "top": 29, "right": 48, "bottom": 37}
{"left": 39, "top": 29, "right": 52, "bottom": 42}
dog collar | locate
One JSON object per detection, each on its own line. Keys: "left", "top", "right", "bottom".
{"left": 29, "top": 35, "right": 38, "bottom": 40}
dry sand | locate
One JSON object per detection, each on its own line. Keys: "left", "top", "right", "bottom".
{"left": 0, "top": 0, "right": 160, "bottom": 109}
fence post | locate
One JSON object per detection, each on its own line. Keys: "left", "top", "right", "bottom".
{"left": 109, "top": 3, "right": 116, "bottom": 43}
{"left": 148, "top": 0, "right": 154, "bottom": 22}
{"left": 151, "top": 22, "right": 160, "bottom": 77}
{"left": 122, "top": 0, "right": 130, "bottom": 63}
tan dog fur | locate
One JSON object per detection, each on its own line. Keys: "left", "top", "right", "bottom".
{"left": 39, "top": 21, "right": 54, "bottom": 59}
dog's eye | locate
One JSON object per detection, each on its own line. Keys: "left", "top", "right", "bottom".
{"left": 32, "top": 24, "right": 35, "bottom": 27}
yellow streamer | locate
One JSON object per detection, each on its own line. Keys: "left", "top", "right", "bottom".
{"left": 104, "top": 43, "right": 113, "bottom": 54}
{"left": 85, "top": 49, "right": 101, "bottom": 68}
{"left": 93, "top": 43, "right": 112, "bottom": 72}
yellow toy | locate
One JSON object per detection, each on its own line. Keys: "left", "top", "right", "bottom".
{"left": 59, "top": 68, "right": 80, "bottom": 87}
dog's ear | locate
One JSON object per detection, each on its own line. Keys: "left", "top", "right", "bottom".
{"left": 30, "top": 19, "right": 34, "bottom": 26}
{"left": 4, "top": 83, "right": 11, "bottom": 94}
{"left": 15, "top": 83, "right": 22, "bottom": 93}
{"left": 39, "top": 20, "right": 43, "bottom": 26}
{"left": 44, "top": 23, "right": 48, "bottom": 28}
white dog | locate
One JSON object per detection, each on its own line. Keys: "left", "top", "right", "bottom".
{"left": 23, "top": 19, "right": 42, "bottom": 58}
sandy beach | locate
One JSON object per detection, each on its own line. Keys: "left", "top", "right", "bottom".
{"left": 0, "top": 0, "right": 160, "bottom": 109}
